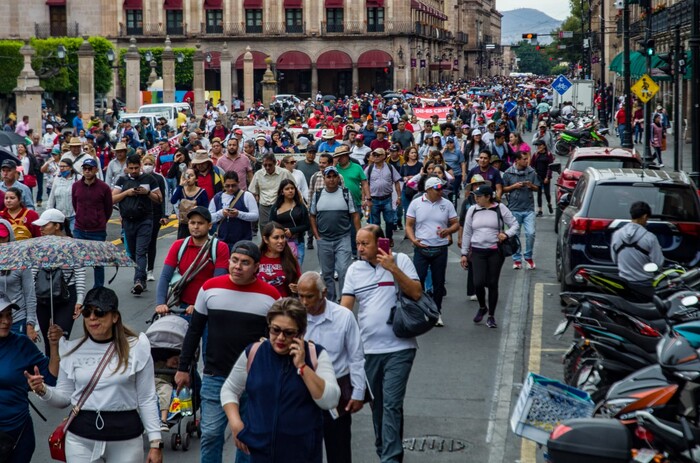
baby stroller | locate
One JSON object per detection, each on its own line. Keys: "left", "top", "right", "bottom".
{"left": 146, "top": 314, "right": 201, "bottom": 451}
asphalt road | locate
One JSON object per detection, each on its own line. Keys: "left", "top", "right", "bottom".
{"left": 28, "top": 131, "right": 697, "bottom": 462}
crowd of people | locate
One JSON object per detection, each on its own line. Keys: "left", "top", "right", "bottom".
{"left": 0, "top": 76, "right": 569, "bottom": 462}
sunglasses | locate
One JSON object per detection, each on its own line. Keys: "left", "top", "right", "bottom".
{"left": 223, "top": 183, "right": 238, "bottom": 189}
{"left": 269, "top": 325, "right": 299, "bottom": 338}
{"left": 82, "top": 166, "right": 95, "bottom": 170}
{"left": 81, "top": 307, "right": 109, "bottom": 318}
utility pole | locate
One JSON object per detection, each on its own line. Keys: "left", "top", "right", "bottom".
{"left": 599, "top": 0, "right": 607, "bottom": 127}
{"left": 643, "top": 2, "right": 653, "bottom": 164}
{"left": 674, "top": 26, "right": 681, "bottom": 171}
{"left": 622, "top": 0, "right": 633, "bottom": 148}
{"left": 587, "top": 0, "right": 593, "bottom": 79}
{"left": 690, "top": 0, "right": 700, "bottom": 182}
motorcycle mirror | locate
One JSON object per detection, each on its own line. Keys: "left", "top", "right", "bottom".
{"left": 549, "top": 162, "right": 561, "bottom": 174}
{"left": 681, "top": 295, "right": 699, "bottom": 307}
{"left": 643, "top": 263, "right": 659, "bottom": 273}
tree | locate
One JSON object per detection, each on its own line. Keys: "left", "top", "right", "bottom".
{"left": 513, "top": 41, "right": 553, "bottom": 75}
{"left": 0, "top": 41, "right": 24, "bottom": 94}
{"left": 118, "top": 48, "right": 195, "bottom": 91}
{"left": 549, "top": 0, "right": 585, "bottom": 64}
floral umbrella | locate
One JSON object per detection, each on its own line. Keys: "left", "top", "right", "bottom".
{"left": 0, "top": 236, "right": 134, "bottom": 321}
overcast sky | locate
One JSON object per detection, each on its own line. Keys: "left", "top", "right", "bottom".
{"left": 497, "top": 0, "right": 571, "bottom": 21}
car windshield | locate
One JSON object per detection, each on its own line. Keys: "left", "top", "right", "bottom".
{"left": 570, "top": 157, "right": 641, "bottom": 171}
{"left": 140, "top": 107, "right": 172, "bottom": 117}
{"left": 588, "top": 184, "right": 700, "bottom": 221}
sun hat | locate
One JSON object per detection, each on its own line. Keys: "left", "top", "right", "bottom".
{"left": 190, "top": 150, "right": 212, "bottom": 165}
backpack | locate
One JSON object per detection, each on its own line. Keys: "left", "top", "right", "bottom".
{"left": 178, "top": 189, "right": 205, "bottom": 224}
{"left": 35, "top": 268, "right": 73, "bottom": 302}
{"left": 246, "top": 339, "right": 318, "bottom": 373}
{"left": 9, "top": 209, "right": 33, "bottom": 240}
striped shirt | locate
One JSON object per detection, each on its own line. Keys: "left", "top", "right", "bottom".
{"left": 178, "top": 275, "right": 280, "bottom": 376}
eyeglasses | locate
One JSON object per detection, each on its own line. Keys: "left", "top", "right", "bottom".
{"left": 59, "top": 165, "right": 70, "bottom": 169}
{"left": 223, "top": 183, "right": 238, "bottom": 189}
{"left": 82, "top": 166, "right": 95, "bottom": 170}
{"left": 287, "top": 160, "right": 297, "bottom": 164}
{"left": 81, "top": 307, "right": 108, "bottom": 318}
{"left": 269, "top": 325, "right": 299, "bottom": 338}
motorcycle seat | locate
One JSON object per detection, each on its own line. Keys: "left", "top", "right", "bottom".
{"left": 587, "top": 293, "right": 662, "bottom": 321}
{"left": 564, "top": 129, "right": 590, "bottom": 138}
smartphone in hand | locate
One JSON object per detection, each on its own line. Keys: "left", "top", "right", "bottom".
{"left": 378, "top": 238, "right": 391, "bottom": 254}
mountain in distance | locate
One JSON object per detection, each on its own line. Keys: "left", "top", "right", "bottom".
{"left": 500, "top": 8, "right": 563, "bottom": 46}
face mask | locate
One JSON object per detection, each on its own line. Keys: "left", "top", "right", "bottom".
{"left": 142, "top": 165, "right": 154, "bottom": 174}
{"left": 60, "top": 170, "right": 71, "bottom": 178}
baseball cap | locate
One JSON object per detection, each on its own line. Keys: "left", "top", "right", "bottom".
{"left": 432, "top": 132, "right": 442, "bottom": 138}
{"left": 82, "top": 158, "right": 98, "bottom": 169}
{"left": 425, "top": 177, "right": 446, "bottom": 190}
{"left": 186, "top": 205, "right": 212, "bottom": 222}
{"left": 355, "top": 134, "right": 365, "bottom": 142}
{"left": 533, "top": 139, "right": 546, "bottom": 146}
{"left": 323, "top": 166, "right": 340, "bottom": 176}
{"left": 302, "top": 123, "right": 309, "bottom": 129}
{"left": 83, "top": 287, "right": 119, "bottom": 313}
{"left": 445, "top": 137, "right": 456, "bottom": 144}
{"left": 46, "top": 124, "right": 53, "bottom": 129}
{"left": 33, "top": 208, "right": 66, "bottom": 227}
{"left": 231, "top": 240, "right": 261, "bottom": 263}
{"left": 490, "top": 155, "right": 502, "bottom": 164}
{"left": 494, "top": 131, "right": 505, "bottom": 138}
{"left": 1, "top": 160, "right": 17, "bottom": 169}
{"left": 0, "top": 294, "right": 19, "bottom": 313}
{"left": 472, "top": 185, "right": 494, "bottom": 197}
{"left": 471, "top": 129, "right": 482, "bottom": 136}
{"left": 389, "top": 144, "right": 400, "bottom": 152}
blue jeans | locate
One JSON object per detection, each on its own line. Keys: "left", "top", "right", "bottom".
{"left": 122, "top": 218, "right": 152, "bottom": 284}
{"left": 200, "top": 375, "right": 228, "bottom": 463}
{"left": 617, "top": 124, "right": 626, "bottom": 142}
{"left": 370, "top": 197, "right": 395, "bottom": 241}
{"left": 291, "top": 239, "right": 306, "bottom": 267}
{"left": 511, "top": 210, "right": 536, "bottom": 261}
{"left": 317, "top": 235, "right": 352, "bottom": 302}
{"left": 72, "top": 229, "right": 107, "bottom": 287}
{"left": 365, "top": 349, "right": 416, "bottom": 463}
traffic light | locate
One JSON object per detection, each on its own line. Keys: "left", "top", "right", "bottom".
{"left": 522, "top": 33, "right": 538, "bottom": 40}
{"left": 657, "top": 52, "right": 673, "bottom": 76}
{"left": 644, "top": 39, "right": 655, "bottom": 57}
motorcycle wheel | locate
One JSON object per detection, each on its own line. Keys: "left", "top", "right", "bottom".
{"left": 594, "top": 137, "right": 609, "bottom": 147}
{"left": 555, "top": 139, "right": 571, "bottom": 156}
{"left": 563, "top": 343, "right": 598, "bottom": 385}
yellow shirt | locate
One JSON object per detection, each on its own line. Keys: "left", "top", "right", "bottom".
{"left": 176, "top": 112, "right": 187, "bottom": 128}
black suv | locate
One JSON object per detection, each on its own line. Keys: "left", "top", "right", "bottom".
{"left": 556, "top": 168, "right": 700, "bottom": 292}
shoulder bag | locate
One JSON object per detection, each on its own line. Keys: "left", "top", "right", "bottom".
{"left": 48, "top": 342, "right": 116, "bottom": 462}
{"left": 387, "top": 254, "right": 440, "bottom": 338}
{"left": 494, "top": 204, "right": 520, "bottom": 258}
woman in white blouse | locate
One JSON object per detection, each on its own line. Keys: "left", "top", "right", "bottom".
{"left": 221, "top": 298, "right": 340, "bottom": 462}
{"left": 26, "top": 287, "right": 162, "bottom": 463}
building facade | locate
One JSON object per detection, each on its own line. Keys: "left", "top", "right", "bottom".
{"left": 1, "top": 0, "right": 503, "bottom": 99}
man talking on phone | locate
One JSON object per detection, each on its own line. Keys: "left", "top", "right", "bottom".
{"left": 112, "top": 154, "right": 162, "bottom": 295}
{"left": 502, "top": 151, "right": 540, "bottom": 270}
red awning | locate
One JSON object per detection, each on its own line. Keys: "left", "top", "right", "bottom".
{"left": 163, "top": 0, "right": 182, "bottom": 9}
{"left": 366, "top": 0, "right": 384, "bottom": 6}
{"left": 243, "top": 0, "right": 262, "bottom": 7}
{"left": 357, "top": 50, "right": 392, "bottom": 68}
{"left": 284, "top": 0, "right": 302, "bottom": 6}
{"left": 123, "top": 0, "right": 142, "bottom": 7}
{"left": 235, "top": 51, "right": 268, "bottom": 70}
{"left": 203, "top": 0, "right": 222, "bottom": 9}
{"left": 46, "top": 0, "right": 66, "bottom": 5}
{"left": 204, "top": 51, "right": 221, "bottom": 70}
{"left": 316, "top": 50, "right": 352, "bottom": 69}
{"left": 276, "top": 51, "right": 311, "bottom": 70}
{"left": 325, "top": 0, "right": 343, "bottom": 7}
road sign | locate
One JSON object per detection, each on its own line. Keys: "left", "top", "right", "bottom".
{"left": 559, "top": 31, "right": 574, "bottom": 39}
{"left": 552, "top": 74, "right": 573, "bottom": 95}
{"left": 485, "top": 43, "right": 496, "bottom": 50}
{"left": 630, "top": 73, "right": 660, "bottom": 103}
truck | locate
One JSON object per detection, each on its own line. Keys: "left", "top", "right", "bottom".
{"left": 552, "top": 79, "right": 595, "bottom": 114}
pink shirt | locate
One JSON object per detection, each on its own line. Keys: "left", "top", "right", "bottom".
{"left": 216, "top": 154, "right": 253, "bottom": 190}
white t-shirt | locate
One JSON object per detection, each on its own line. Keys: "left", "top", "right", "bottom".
{"left": 343, "top": 253, "right": 419, "bottom": 354}
{"left": 406, "top": 194, "right": 457, "bottom": 247}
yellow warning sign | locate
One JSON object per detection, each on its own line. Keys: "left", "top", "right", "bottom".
{"left": 631, "top": 74, "right": 660, "bottom": 103}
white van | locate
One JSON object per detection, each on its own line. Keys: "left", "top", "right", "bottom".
{"left": 138, "top": 103, "right": 193, "bottom": 129}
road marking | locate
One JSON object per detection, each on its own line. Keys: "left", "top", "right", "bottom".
{"left": 486, "top": 269, "right": 528, "bottom": 463}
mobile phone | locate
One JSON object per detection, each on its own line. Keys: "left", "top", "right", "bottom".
{"left": 378, "top": 238, "right": 391, "bottom": 254}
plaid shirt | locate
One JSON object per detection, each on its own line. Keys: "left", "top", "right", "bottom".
{"left": 307, "top": 171, "right": 345, "bottom": 204}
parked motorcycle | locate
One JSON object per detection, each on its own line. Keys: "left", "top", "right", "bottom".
{"left": 554, "top": 121, "right": 609, "bottom": 156}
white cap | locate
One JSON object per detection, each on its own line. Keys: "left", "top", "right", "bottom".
{"left": 302, "top": 123, "right": 309, "bottom": 128}
{"left": 471, "top": 129, "right": 482, "bottom": 136}
{"left": 33, "top": 208, "right": 66, "bottom": 227}
{"left": 46, "top": 124, "right": 53, "bottom": 129}
{"left": 424, "top": 177, "right": 446, "bottom": 190}
{"left": 431, "top": 132, "right": 442, "bottom": 138}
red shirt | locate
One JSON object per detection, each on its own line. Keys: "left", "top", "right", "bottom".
{"left": 197, "top": 171, "right": 216, "bottom": 202}
{"left": 257, "top": 254, "right": 300, "bottom": 297}
{"left": 164, "top": 238, "right": 231, "bottom": 304}
{"left": 370, "top": 138, "right": 391, "bottom": 151}
{"left": 0, "top": 207, "right": 40, "bottom": 239}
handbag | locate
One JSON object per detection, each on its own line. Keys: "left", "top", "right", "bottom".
{"left": 48, "top": 343, "right": 116, "bottom": 462}
{"left": 387, "top": 260, "right": 440, "bottom": 338}
{"left": 494, "top": 204, "right": 520, "bottom": 258}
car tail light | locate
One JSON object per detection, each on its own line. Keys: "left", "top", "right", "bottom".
{"left": 569, "top": 217, "right": 613, "bottom": 235}
{"left": 550, "top": 424, "right": 572, "bottom": 440}
{"left": 677, "top": 222, "right": 700, "bottom": 238}
{"left": 631, "top": 318, "right": 661, "bottom": 337}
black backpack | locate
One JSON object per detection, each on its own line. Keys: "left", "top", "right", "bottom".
{"left": 36, "top": 268, "right": 73, "bottom": 302}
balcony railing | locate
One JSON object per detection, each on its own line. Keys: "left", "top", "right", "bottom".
{"left": 142, "top": 23, "right": 164, "bottom": 36}
{"left": 205, "top": 23, "right": 224, "bottom": 34}
{"left": 126, "top": 25, "right": 143, "bottom": 35}
{"left": 34, "top": 22, "right": 80, "bottom": 38}
{"left": 367, "top": 22, "right": 385, "bottom": 33}
{"left": 166, "top": 24, "right": 185, "bottom": 35}
{"left": 630, "top": 0, "right": 692, "bottom": 37}
{"left": 245, "top": 24, "right": 263, "bottom": 33}
{"left": 323, "top": 22, "right": 344, "bottom": 34}
{"left": 285, "top": 23, "right": 305, "bottom": 34}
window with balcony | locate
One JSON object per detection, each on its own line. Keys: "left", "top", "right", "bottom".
{"left": 246, "top": 9, "right": 263, "bottom": 33}
{"left": 49, "top": 6, "right": 67, "bottom": 37}
{"left": 285, "top": 9, "right": 303, "bottom": 33}
{"left": 125, "top": 9, "right": 143, "bottom": 35}
{"left": 206, "top": 10, "right": 223, "bottom": 33}
{"left": 326, "top": 8, "right": 343, "bottom": 33}
{"left": 166, "top": 10, "right": 183, "bottom": 35}
{"left": 367, "top": 7, "right": 384, "bottom": 32}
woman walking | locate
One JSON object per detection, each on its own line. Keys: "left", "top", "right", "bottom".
{"left": 269, "top": 179, "right": 309, "bottom": 266}
{"left": 47, "top": 157, "right": 77, "bottom": 235}
{"left": 257, "top": 222, "right": 302, "bottom": 297}
{"left": 460, "top": 185, "right": 519, "bottom": 328}
{"left": 530, "top": 139, "right": 555, "bottom": 217}
{"left": 651, "top": 113, "right": 666, "bottom": 167}
{"left": 170, "top": 167, "right": 209, "bottom": 239}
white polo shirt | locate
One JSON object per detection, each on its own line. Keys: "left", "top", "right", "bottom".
{"left": 343, "top": 253, "right": 419, "bottom": 354}
{"left": 406, "top": 194, "right": 457, "bottom": 247}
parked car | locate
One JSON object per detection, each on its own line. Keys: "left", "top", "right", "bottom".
{"left": 110, "top": 113, "right": 161, "bottom": 143}
{"left": 556, "top": 168, "right": 700, "bottom": 293}
{"left": 138, "top": 103, "right": 192, "bottom": 130}
{"left": 550, "top": 147, "right": 643, "bottom": 233}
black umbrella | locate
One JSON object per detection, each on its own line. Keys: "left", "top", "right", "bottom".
{"left": 0, "top": 147, "right": 20, "bottom": 165}
{"left": 0, "top": 132, "right": 27, "bottom": 146}
{"left": 322, "top": 95, "right": 337, "bottom": 102}
{"left": 382, "top": 93, "right": 404, "bottom": 100}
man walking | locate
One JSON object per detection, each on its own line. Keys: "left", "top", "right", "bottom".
{"left": 248, "top": 153, "right": 293, "bottom": 230}
{"left": 216, "top": 137, "right": 253, "bottom": 191}
{"left": 309, "top": 166, "right": 361, "bottom": 302}
{"left": 112, "top": 154, "right": 162, "bottom": 294}
{"left": 0, "top": 160, "right": 34, "bottom": 209}
{"left": 502, "top": 151, "right": 540, "bottom": 270}
{"left": 365, "top": 148, "right": 401, "bottom": 247}
{"left": 72, "top": 158, "right": 113, "bottom": 287}
{"left": 175, "top": 241, "right": 280, "bottom": 463}
{"left": 298, "top": 271, "right": 366, "bottom": 463}
{"left": 209, "top": 171, "right": 259, "bottom": 250}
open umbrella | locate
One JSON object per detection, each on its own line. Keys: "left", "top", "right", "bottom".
{"left": 322, "top": 95, "right": 337, "bottom": 102}
{"left": 0, "top": 147, "right": 21, "bottom": 165}
{"left": 382, "top": 93, "right": 404, "bottom": 100}
{"left": 0, "top": 236, "right": 134, "bottom": 320}
{"left": 0, "top": 132, "right": 28, "bottom": 146}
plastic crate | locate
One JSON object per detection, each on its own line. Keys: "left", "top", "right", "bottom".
{"left": 510, "top": 372, "right": 595, "bottom": 445}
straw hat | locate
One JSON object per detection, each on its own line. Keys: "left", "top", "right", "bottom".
{"left": 68, "top": 137, "right": 82, "bottom": 147}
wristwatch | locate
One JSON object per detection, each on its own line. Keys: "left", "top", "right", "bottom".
{"left": 150, "top": 440, "right": 164, "bottom": 449}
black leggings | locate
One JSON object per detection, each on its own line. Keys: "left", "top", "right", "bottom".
{"left": 37, "top": 284, "right": 77, "bottom": 355}
{"left": 536, "top": 174, "right": 551, "bottom": 209}
{"left": 471, "top": 248, "right": 505, "bottom": 316}
{"left": 147, "top": 219, "right": 162, "bottom": 271}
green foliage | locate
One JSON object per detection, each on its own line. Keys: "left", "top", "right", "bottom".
{"left": 513, "top": 41, "right": 555, "bottom": 75}
{"left": 118, "top": 47, "right": 194, "bottom": 91}
{"left": 0, "top": 38, "right": 114, "bottom": 95}
{"left": 550, "top": 64, "right": 570, "bottom": 75}
{"left": 0, "top": 41, "right": 24, "bottom": 94}
{"left": 549, "top": 0, "right": 584, "bottom": 64}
